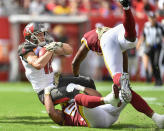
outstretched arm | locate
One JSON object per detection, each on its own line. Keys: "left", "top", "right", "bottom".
{"left": 75, "top": 84, "right": 102, "bottom": 97}
{"left": 44, "top": 93, "right": 64, "bottom": 125}
{"left": 72, "top": 44, "right": 89, "bottom": 76}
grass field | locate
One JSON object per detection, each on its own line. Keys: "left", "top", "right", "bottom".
{"left": 0, "top": 81, "right": 164, "bottom": 131}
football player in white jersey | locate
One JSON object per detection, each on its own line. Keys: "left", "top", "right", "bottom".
{"left": 18, "top": 22, "right": 98, "bottom": 105}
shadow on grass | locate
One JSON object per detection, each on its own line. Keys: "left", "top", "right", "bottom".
{"left": 0, "top": 116, "right": 54, "bottom": 125}
{"left": 110, "top": 123, "right": 157, "bottom": 130}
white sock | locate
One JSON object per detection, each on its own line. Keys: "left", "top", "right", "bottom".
{"left": 152, "top": 113, "right": 159, "bottom": 121}
{"left": 152, "top": 112, "right": 164, "bottom": 129}
{"left": 103, "top": 93, "right": 114, "bottom": 104}
{"left": 103, "top": 92, "right": 120, "bottom": 107}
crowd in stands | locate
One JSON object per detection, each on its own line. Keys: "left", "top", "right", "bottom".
{"left": 0, "top": 0, "right": 163, "bottom": 18}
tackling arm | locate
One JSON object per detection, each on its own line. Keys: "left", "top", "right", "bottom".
{"left": 72, "top": 44, "right": 89, "bottom": 76}
{"left": 44, "top": 94, "right": 64, "bottom": 125}
{"left": 83, "top": 86, "right": 102, "bottom": 97}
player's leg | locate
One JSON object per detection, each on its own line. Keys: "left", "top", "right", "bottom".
{"left": 119, "top": 0, "right": 136, "bottom": 41}
{"left": 131, "top": 89, "right": 164, "bottom": 129}
{"left": 112, "top": 3, "right": 137, "bottom": 98}
{"left": 74, "top": 85, "right": 120, "bottom": 109}
{"left": 100, "top": 30, "right": 123, "bottom": 78}
{"left": 117, "top": 0, "right": 137, "bottom": 51}
{"left": 99, "top": 102, "right": 126, "bottom": 118}
{"left": 100, "top": 34, "right": 132, "bottom": 103}
{"left": 78, "top": 105, "right": 119, "bottom": 128}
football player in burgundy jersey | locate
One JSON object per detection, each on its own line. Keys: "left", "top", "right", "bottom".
{"left": 44, "top": 83, "right": 164, "bottom": 128}
{"left": 72, "top": 0, "right": 164, "bottom": 128}
{"left": 72, "top": 0, "right": 136, "bottom": 103}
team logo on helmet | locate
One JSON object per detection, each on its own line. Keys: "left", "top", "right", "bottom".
{"left": 23, "top": 23, "right": 34, "bottom": 38}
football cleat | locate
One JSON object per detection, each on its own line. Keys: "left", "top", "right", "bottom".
{"left": 119, "top": 73, "right": 132, "bottom": 103}
{"left": 119, "top": 0, "right": 130, "bottom": 9}
{"left": 152, "top": 113, "right": 164, "bottom": 129}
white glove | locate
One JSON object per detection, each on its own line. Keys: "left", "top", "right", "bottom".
{"left": 75, "top": 85, "right": 85, "bottom": 92}
{"left": 44, "top": 42, "right": 63, "bottom": 51}
{"left": 44, "top": 86, "right": 55, "bottom": 95}
{"left": 66, "top": 83, "right": 85, "bottom": 93}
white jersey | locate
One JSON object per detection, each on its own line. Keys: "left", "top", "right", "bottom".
{"left": 20, "top": 57, "right": 55, "bottom": 93}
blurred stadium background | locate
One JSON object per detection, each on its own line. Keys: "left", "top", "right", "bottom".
{"left": 0, "top": 0, "right": 164, "bottom": 82}
{"left": 0, "top": 0, "right": 164, "bottom": 130}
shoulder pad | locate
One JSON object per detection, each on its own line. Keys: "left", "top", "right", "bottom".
{"left": 18, "top": 42, "right": 37, "bottom": 56}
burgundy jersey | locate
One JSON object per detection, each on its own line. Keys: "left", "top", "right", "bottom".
{"left": 62, "top": 103, "right": 87, "bottom": 127}
{"left": 81, "top": 29, "right": 102, "bottom": 53}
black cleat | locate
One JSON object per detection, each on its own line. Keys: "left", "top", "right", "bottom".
{"left": 119, "top": 0, "right": 130, "bottom": 8}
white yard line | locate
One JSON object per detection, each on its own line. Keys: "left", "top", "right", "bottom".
{"left": 50, "top": 126, "right": 62, "bottom": 129}
{"left": 0, "top": 87, "right": 33, "bottom": 92}
{"left": 143, "top": 97, "right": 157, "bottom": 101}
{"left": 41, "top": 110, "right": 47, "bottom": 114}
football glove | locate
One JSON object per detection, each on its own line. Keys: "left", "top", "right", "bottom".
{"left": 44, "top": 86, "right": 55, "bottom": 95}
{"left": 44, "top": 41, "right": 63, "bottom": 51}
{"left": 66, "top": 83, "right": 85, "bottom": 92}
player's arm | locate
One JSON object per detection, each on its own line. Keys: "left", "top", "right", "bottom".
{"left": 53, "top": 43, "right": 73, "bottom": 56}
{"left": 44, "top": 94, "right": 64, "bottom": 125}
{"left": 45, "top": 42, "right": 73, "bottom": 56}
{"left": 70, "top": 83, "right": 102, "bottom": 97}
{"left": 24, "top": 51, "right": 53, "bottom": 70}
{"left": 72, "top": 44, "right": 89, "bottom": 76}
{"left": 123, "top": 51, "right": 128, "bottom": 73}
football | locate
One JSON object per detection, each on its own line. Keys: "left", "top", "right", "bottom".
{"left": 39, "top": 47, "right": 47, "bottom": 57}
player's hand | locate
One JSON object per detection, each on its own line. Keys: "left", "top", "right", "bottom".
{"left": 44, "top": 86, "right": 55, "bottom": 95}
{"left": 66, "top": 83, "right": 85, "bottom": 93}
{"left": 44, "top": 42, "right": 63, "bottom": 51}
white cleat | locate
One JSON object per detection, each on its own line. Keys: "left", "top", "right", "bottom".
{"left": 152, "top": 113, "right": 164, "bottom": 129}
{"left": 119, "top": 73, "right": 132, "bottom": 103}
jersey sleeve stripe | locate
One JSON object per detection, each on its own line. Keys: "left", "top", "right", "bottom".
{"left": 81, "top": 37, "right": 90, "bottom": 50}
{"left": 78, "top": 105, "right": 91, "bottom": 127}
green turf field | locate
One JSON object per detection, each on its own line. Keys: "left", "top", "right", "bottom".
{"left": 0, "top": 82, "right": 164, "bottom": 131}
